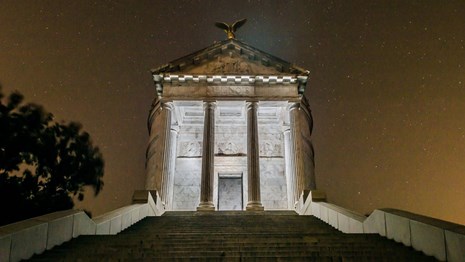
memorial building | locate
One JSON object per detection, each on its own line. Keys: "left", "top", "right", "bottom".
{"left": 6, "top": 23, "right": 450, "bottom": 262}
{"left": 145, "top": 33, "right": 316, "bottom": 212}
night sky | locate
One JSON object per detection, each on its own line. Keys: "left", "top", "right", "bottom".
{"left": 1, "top": 1, "right": 465, "bottom": 225}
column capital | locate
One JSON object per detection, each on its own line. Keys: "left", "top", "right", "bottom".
{"left": 245, "top": 100, "right": 259, "bottom": 110}
{"left": 162, "top": 101, "right": 174, "bottom": 111}
{"left": 287, "top": 102, "right": 300, "bottom": 111}
{"left": 170, "top": 125, "right": 180, "bottom": 134}
{"left": 203, "top": 101, "right": 217, "bottom": 110}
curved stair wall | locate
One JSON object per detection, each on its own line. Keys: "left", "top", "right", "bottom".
{"left": 298, "top": 190, "right": 465, "bottom": 262}
{"left": 0, "top": 191, "right": 163, "bottom": 262}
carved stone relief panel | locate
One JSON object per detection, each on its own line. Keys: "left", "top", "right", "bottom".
{"left": 179, "top": 141, "right": 202, "bottom": 157}
{"left": 217, "top": 141, "right": 240, "bottom": 155}
{"left": 215, "top": 130, "right": 246, "bottom": 156}
{"left": 259, "top": 133, "right": 283, "bottom": 157}
{"left": 176, "top": 125, "right": 204, "bottom": 157}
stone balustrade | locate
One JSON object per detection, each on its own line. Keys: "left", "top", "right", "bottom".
{"left": 0, "top": 191, "right": 163, "bottom": 262}
{"left": 298, "top": 190, "right": 465, "bottom": 262}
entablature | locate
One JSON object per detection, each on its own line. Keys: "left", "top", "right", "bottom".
{"left": 153, "top": 74, "right": 307, "bottom": 101}
{"left": 151, "top": 38, "right": 310, "bottom": 100}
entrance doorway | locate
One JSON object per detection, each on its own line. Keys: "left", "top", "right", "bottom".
{"left": 217, "top": 173, "right": 243, "bottom": 210}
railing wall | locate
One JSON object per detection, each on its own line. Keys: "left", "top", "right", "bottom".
{"left": 298, "top": 191, "right": 465, "bottom": 262}
{"left": 0, "top": 191, "right": 164, "bottom": 262}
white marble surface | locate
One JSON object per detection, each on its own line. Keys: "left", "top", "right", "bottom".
{"left": 172, "top": 153, "right": 288, "bottom": 211}
{"left": 172, "top": 158, "right": 201, "bottom": 210}
{"left": 410, "top": 220, "right": 446, "bottom": 260}
{"left": 260, "top": 158, "right": 287, "bottom": 209}
{"left": 385, "top": 213, "right": 411, "bottom": 246}
{"left": 445, "top": 230, "right": 465, "bottom": 262}
{"left": 259, "top": 132, "right": 283, "bottom": 157}
{"left": 218, "top": 177, "right": 243, "bottom": 210}
{"left": 168, "top": 102, "right": 292, "bottom": 211}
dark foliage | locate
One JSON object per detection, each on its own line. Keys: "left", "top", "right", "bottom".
{"left": 0, "top": 86, "right": 104, "bottom": 226}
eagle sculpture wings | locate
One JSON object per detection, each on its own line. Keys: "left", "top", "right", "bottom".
{"left": 215, "top": 19, "right": 247, "bottom": 39}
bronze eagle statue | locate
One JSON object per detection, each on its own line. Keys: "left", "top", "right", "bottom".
{"left": 215, "top": 19, "right": 247, "bottom": 39}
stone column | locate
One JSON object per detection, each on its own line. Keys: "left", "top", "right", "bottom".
{"left": 283, "top": 126, "right": 296, "bottom": 209}
{"left": 159, "top": 102, "right": 174, "bottom": 207}
{"left": 289, "top": 102, "right": 303, "bottom": 203}
{"left": 146, "top": 100, "right": 172, "bottom": 200}
{"left": 165, "top": 126, "right": 179, "bottom": 211}
{"left": 197, "top": 101, "right": 216, "bottom": 211}
{"left": 145, "top": 100, "right": 162, "bottom": 191}
{"left": 300, "top": 97, "right": 317, "bottom": 190}
{"left": 246, "top": 101, "right": 264, "bottom": 211}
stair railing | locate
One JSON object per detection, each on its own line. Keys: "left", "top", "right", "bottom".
{"left": 297, "top": 190, "right": 465, "bottom": 262}
{"left": 0, "top": 190, "right": 164, "bottom": 262}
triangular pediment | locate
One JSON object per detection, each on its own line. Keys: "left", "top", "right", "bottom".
{"left": 152, "top": 39, "right": 308, "bottom": 76}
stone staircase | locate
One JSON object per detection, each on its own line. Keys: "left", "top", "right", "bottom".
{"left": 30, "top": 211, "right": 436, "bottom": 261}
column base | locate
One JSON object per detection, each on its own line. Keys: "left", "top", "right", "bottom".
{"left": 246, "top": 201, "right": 264, "bottom": 211}
{"left": 197, "top": 202, "right": 215, "bottom": 211}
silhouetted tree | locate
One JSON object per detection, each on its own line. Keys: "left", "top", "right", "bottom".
{"left": 0, "top": 86, "right": 104, "bottom": 226}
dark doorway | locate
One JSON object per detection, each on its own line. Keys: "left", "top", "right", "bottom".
{"left": 217, "top": 174, "right": 243, "bottom": 210}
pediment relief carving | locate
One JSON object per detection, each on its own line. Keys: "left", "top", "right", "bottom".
{"left": 208, "top": 56, "right": 252, "bottom": 74}
{"left": 152, "top": 39, "right": 308, "bottom": 76}
{"left": 183, "top": 53, "right": 283, "bottom": 75}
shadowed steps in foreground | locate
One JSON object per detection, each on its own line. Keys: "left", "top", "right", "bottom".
{"left": 31, "top": 211, "right": 436, "bottom": 261}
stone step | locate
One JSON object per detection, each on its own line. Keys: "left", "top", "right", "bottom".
{"left": 41, "top": 239, "right": 429, "bottom": 257}
{"left": 30, "top": 211, "right": 437, "bottom": 261}
{"left": 33, "top": 247, "right": 432, "bottom": 260}
{"left": 66, "top": 236, "right": 396, "bottom": 248}
{"left": 45, "top": 243, "right": 417, "bottom": 253}
{"left": 80, "top": 234, "right": 384, "bottom": 242}
{"left": 162, "top": 211, "right": 299, "bottom": 216}
{"left": 87, "top": 237, "right": 397, "bottom": 244}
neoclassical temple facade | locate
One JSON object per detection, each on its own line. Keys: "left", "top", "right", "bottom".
{"left": 146, "top": 39, "right": 315, "bottom": 211}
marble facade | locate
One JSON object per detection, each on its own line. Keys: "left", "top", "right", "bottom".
{"left": 146, "top": 39, "right": 315, "bottom": 212}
